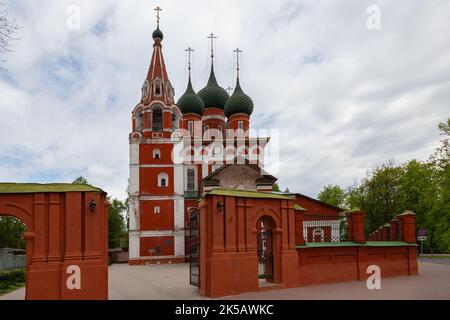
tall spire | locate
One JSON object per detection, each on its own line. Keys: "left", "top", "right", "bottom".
{"left": 142, "top": 6, "right": 174, "bottom": 105}
{"left": 207, "top": 33, "right": 217, "bottom": 65}
{"left": 234, "top": 48, "right": 243, "bottom": 79}
{"left": 185, "top": 47, "right": 194, "bottom": 80}
{"left": 177, "top": 46, "right": 205, "bottom": 116}
{"left": 224, "top": 48, "right": 254, "bottom": 118}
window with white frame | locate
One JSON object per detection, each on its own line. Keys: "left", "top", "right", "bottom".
{"left": 154, "top": 206, "right": 161, "bottom": 214}
{"left": 158, "top": 173, "right": 169, "bottom": 187}
{"left": 238, "top": 121, "right": 244, "bottom": 134}
{"left": 152, "top": 107, "right": 163, "bottom": 131}
{"left": 188, "top": 121, "right": 194, "bottom": 136}
{"left": 153, "top": 149, "right": 161, "bottom": 159}
{"left": 186, "top": 168, "right": 196, "bottom": 191}
{"left": 204, "top": 125, "right": 210, "bottom": 139}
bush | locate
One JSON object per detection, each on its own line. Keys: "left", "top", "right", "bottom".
{"left": 0, "top": 269, "right": 26, "bottom": 294}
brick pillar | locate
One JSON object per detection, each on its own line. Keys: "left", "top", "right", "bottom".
{"left": 390, "top": 219, "right": 400, "bottom": 241}
{"left": 295, "top": 211, "right": 306, "bottom": 245}
{"left": 348, "top": 210, "right": 366, "bottom": 244}
{"left": 382, "top": 224, "right": 390, "bottom": 241}
{"left": 398, "top": 211, "right": 416, "bottom": 244}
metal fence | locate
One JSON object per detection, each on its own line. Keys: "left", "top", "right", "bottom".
{"left": 302, "top": 214, "right": 350, "bottom": 243}
{"left": 0, "top": 248, "right": 26, "bottom": 270}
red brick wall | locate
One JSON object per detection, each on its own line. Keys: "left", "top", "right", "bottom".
{"left": 140, "top": 236, "right": 174, "bottom": 257}
{"left": 140, "top": 200, "right": 174, "bottom": 230}
{"left": 295, "top": 196, "right": 340, "bottom": 216}
{"left": 297, "top": 246, "right": 417, "bottom": 286}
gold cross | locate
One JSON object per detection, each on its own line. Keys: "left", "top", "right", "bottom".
{"left": 155, "top": 6, "right": 162, "bottom": 26}
{"left": 207, "top": 33, "right": 218, "bottom": 60}
{"left": 234, "top": 48, "right": 243, "bottom": 77}
{"left": 185, "top": 47, "right": 195, "bottom": 74}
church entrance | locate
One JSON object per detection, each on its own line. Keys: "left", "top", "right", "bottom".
{"left": 189, "top": 209, "right": 200, "bottom": 288}
{"left": 257, "top": 216, "right": 274, "bottom": 285}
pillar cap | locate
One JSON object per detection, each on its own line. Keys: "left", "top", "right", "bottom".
{"left": 397, "top": 210, "right": 416, "bottom": 217}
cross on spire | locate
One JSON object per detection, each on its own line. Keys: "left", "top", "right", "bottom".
{"left": 154, "top": 6, "right": 162, "bottom": 27}
{"left": 226, "top": 86, "right": 234, "bottom": 95}
{"left": 234, "top": 48, "right": 243, "bottom": 78}
{"left": 185, "top": 47, "right": 195, "bottom": 77}
{"left": 207, "top": 33, "right": 218, "bottom": 63}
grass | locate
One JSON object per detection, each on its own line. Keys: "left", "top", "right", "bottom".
{"left": 419, "top": 255, "right": 450, "bottom": 259}
{"left": 0, "top": 269, "right": 26, "bottom": 295}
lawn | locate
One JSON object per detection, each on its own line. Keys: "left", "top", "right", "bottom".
{"left": 0, "top": 269, "right": 26, "bottom": 295}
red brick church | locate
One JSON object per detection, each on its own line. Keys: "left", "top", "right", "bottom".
{"left": 128, "top": 10, "right": 418, "bottom": 299}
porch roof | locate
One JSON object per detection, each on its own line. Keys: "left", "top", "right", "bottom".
{"left": 207, "top": 188, "right": 293, "bottom": 200}
{"left": 0, "top": 183, "right": 104, "bottom": 194}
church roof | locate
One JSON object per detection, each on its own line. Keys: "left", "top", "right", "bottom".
{"left": 177, "top": 77, "right": 205, "bottom": 116}
{"left": 198, "top": 65, "right": 229, "bottom": 109}
{"left": 224, "top": 78, "right": 254, "bottom": 118}
{"left": 206, "top": 189, "right": 293, "bottom": 200}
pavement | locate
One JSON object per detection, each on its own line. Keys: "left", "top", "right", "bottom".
{"left": 1, "top": 260, "right": 450, "bottom": 300}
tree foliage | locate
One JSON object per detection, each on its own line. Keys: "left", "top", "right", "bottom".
{"left": 108, "top": 198, "right": 128, "bottom": 249}
{"left": 0, "top": 216, "right": 25, "bottom": 249}
{"left": 318, "top": 119, "right": 450, "bottom": 253}
{"left": 72, "top": 176, "right": 89, "bottom": 185}
{"left": 0, "top": 1, "right": 19, "bottom": 66}
{"left": 318, "top": 185, "right": 347, "bottom": 208}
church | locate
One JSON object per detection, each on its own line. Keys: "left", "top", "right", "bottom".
{"left": 128, "top": 10, "right": 274, "bottom": 265}
{"left": 127, "top": 10, "right": 418, "bottom": 300}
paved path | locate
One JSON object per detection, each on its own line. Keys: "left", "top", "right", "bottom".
{"left": 1, "top": 261, "right": 450, "bottom": 300}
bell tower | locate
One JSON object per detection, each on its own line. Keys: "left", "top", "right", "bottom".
{"left": 129, "top": 7, "right": 185, "bottom": 265}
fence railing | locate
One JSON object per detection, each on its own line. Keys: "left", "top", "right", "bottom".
{"left": 302, "top": 214, "right": 350, "bottom": 243}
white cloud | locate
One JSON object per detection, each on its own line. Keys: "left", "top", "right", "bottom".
{"left": 0, "top": 0, "right": 449, "bottom": 199}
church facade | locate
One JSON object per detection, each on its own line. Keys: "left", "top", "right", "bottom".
{"left": 128, "top": 18, "right": 270, "bottom": 264}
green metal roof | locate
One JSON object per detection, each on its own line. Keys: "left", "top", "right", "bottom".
{"left": 294, "top": 204, "right": 307, "bottom": 211}
{"left": 207, "top": 189, "right": 293, "bottom": 200}
{"left": 177, "top": 77, "right": 205, "bottom": 116}
{"left": 224, "top": 78, "right": 254, "bottom": 118}
{"left": 198, "top": 66, "right": 229, "bottom": 109}
{"left": 0, "top": 183, "right": 104, "bottom": 194}
{"left": 152, "top": 27, "right": 164, "bottom": 40}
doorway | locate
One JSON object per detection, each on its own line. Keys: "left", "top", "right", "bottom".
{"left": 257, "top": 216, "right": 274, "bottom": 286}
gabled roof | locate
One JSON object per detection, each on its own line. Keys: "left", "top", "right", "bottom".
{"left": 202, "top": 156, "right": 277, "bottom": 186}
{"left": 289, "top": 192, "right": 343, "bottom": 211}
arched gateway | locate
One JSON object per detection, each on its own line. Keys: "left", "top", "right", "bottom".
{"left": 0, "top": 183, "right": 108, "bottom": 300}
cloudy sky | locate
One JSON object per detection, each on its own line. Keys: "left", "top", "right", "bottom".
{"left": 1, "top": 0, "right": 449, "bottom": 200}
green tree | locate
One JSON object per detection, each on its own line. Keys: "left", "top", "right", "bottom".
{"left": 0, "top": 216, "right": 25, "bottom": 249}
{"left": 72, "top": 176, "right": 89, "bottom": 185}
{"left": 108, "top": 199, "right": 128, "bottom": 249}
{"left": 272, "top": 183, "right": 281, "bottom": 192}
{"left": 318, "top": 185, "right": 347, "bottom": 208}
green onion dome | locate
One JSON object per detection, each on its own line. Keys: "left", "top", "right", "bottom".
{"left": 152, "top": 27, "right": 164, "bottom": 41}
{"left": 198, "top": 66, "right": 229, "bottom": 109}
{"left": 224, "top": 79, "right": 254, "bottom": 118}
{"left": 177, "top": 78, "right": 205, "bottom": 116}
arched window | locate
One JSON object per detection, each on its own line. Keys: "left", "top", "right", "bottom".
{"left": 313, "top": 228, "right": 324, "bottom": 243}
{"left": 152, "top": 106, "right": 163, "bottom": 131}
{"left": 135, "top": 108, "right": 143, "bottom": 132}
{"left": 158, "top": 173, "right": 169, "bottom": 188}
{"left": 172, "top": 110, "right": 180, "bottom": 130}
{"left": 153, "top": 79, "right": 162, "bottom": 97}
{"left": 153, "top": 149, "right": 161, "bottom": 159}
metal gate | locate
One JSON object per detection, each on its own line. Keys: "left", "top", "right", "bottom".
{"left": 189, "top": 210, "right": 200, "bottom": 287}
{"left": 257, "top": 229, "right": 274, "bottom": 280}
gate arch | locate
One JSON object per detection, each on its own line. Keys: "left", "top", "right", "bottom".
{"left": 0, "top": 183, "right": 109, "bottom": 300}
